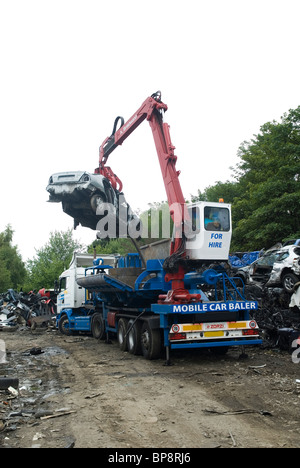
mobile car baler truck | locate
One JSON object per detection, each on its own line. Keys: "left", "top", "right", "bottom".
{"left": 51, "top": 92, "right": 262, "bottom": 362}
{"left": 56, "top": 242, "right": 261, "bottom": 362}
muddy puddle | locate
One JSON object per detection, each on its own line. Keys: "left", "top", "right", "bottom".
{"left": 0, "top": 342, "right": 70, "bottom": 446}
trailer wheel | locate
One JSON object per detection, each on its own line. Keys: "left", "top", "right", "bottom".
{"left": 117, "top": 318, "right": 128, "bottom": 351}
{"left": 127, "top": 320, "right": 142, "bottom": 355}
{"left": 141, "top": 322, "right": 161, "bottom": 360}
{"left": 91, "top": 313, "right": 106, "bottom": 340}
{"left": 58, "top": 314, "right": 71, "bottom": 336}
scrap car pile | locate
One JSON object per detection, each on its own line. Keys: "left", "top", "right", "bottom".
{"left": 0, "top": 289, "right": 56, "bottom": 330}
{"left": 0, "top": 240, "right": 299, "bottom": 353}
{"left": 230, "top": 242, "right": 300, "bottom": 293}
{"left": 243, "top": 283, "right": 300, "bottom": 350}
{"left": 229, "top": 240, "right": 300, "bottom": 351}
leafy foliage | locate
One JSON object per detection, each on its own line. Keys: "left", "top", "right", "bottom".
{"left": 0, "top": 226, "right": 26, "bottom": 291}
{"left": 231, "top": 106, "right": 300, "bottom": 250}
{"left": 89, "top": 201, "right": 173, "bottom": 256}
{"left": 26, "top": 229, "right": 83, "bottom": 290}
{"left": 192, "top": 106, "right": 300, "bottom": 251}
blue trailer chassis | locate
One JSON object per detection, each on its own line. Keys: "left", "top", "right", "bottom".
{"left": 56, "top": 254, "right": 262, "bottom": 359}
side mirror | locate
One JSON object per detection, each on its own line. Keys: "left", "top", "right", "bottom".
{"left": 54, "top": 279, "right": 59, "bottom": 294}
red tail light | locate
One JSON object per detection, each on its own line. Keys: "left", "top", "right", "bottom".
{"left": 169, "top": 333, "right": 186, "bottom": 341}
{"left": 242, "top": 329, "right": 259, "bottom": 336}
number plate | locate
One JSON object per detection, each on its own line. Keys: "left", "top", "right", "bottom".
{"left": 204, "top": 331, "right": 224, "bottom": 338}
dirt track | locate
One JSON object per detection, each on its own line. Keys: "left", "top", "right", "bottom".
{"left": 1, "top": 327, "right": 300, "bottom": 449}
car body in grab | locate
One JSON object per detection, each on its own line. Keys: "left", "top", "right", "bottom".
{"left": 46, "top": 171, "right": 139, "bottom": 236}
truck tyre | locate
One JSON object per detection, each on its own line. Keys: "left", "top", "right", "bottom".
{"left": 127, "top": 319, "right": 142, "bottom": 355}
{"left": 91, "top": 313, "right": 106, "bottom": 340}
{"left": 90, "top": 194, "right": 105, "bottom": 213}
{"left": 282, "top": 272, "right": 299, "bottom": 293}
{"left": 0, "top": 378, "right": 19, "bottom": 390}
{"left": 58, "top": 314, "right": 71, "bottom": 335}
{"left": 117, "top": 318, "right": 128, "bottom": 352}
{"left": 141, "top": 322, "right": 161, "bottom": 360}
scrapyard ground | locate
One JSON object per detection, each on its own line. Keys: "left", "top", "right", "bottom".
{"left": 1, "top": 326, "right": 300, "bottom": 449}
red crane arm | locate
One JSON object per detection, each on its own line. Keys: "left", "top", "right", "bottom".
{"left": 94, "top": 94, "right": 164, "bottom": 191}
{"left": 95, "top": 92, "right": 198, "bottom": 303}
{"left": 95, "top": 91, "right": 185, "bottom": 220}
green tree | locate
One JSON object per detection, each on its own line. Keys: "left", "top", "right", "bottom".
{"left": 231, "top": 106, "right": 300, "bottom": 250}
{"left": 26, "top": 229, "right": 83, "bottom": 290}
{"left": 89, "top": 237, "right": 137, "bottom": 256}
{"left": 0, "top": 225, "right": 26, "bottom": 291}
{"left": 191, "top": 181, "right": 240, "bottom": 205}
{"left": 189, "top": 106, "right": 300, "bottom": 251}
{"left": 88, "top": 201, "right": 173, "bottom": 256}
{"left": 139, "top": 201, "right": 173, "bottom": 241}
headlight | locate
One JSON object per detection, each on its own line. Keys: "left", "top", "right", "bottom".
{"left": 79, "top": 174, "right": 90, "bottom": 183}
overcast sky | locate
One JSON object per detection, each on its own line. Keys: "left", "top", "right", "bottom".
{"left": 0, "top": 0, "right": 299, "bottom": 261}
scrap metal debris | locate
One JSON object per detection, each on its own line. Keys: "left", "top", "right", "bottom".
{"left": 290, "top": 282, "right": 300, "bottom": 309}
{"left": 0, "top": 340, "right": 73, "bottom": 447}
{"left": 0, "top": 378, "right": 19, "bottom": 391}
{"left": 244, "top": 283, "right": 300, "bottom": 350}
{"left": 0, "top": 289, "right": 56, "bottom": 330}
{"left": 203, "top": 408, "right": 272, "bottom": 416}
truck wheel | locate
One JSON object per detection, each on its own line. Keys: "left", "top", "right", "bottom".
{"left": 127, "top": 320, "right": 142, "bottom": 355}
{"left": 282, "top": 272, "right": 299, "bottom": 293}
{"left": 91, "top": 314, "right": 106, "bottom": 340}
{"left": 117, "top": 318, "right": 128, "bottom": 351}
{"left": 58, "top": 315, "right": 71, "bottom": 335}
{"left": 141, "top": 322, "right": 161, "bottom": 360}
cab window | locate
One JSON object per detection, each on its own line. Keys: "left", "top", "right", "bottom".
{"left": 204, "top": 207, "right": 230, "bottom": 232}
{"left": 59, "top": 276, "right": 69, "bottom": 292}
{"left": 190, "top": 206, "right": 200, "bottom": 233}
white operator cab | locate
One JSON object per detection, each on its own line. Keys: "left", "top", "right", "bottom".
{"left": 185, "top": 201, "right": 232, "bottom": 262}
{"left": 57, "top": 252, "right": 118, "bottom": 315}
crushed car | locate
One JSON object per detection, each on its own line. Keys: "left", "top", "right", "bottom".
{"left": 46, "top": 171, "right": 140, "bottom": 237}
{"left": 234, "top": 245, "right": 300, "bottom": 293}
{"left": 267, "top": 245, "right": 300, "bottom": 292}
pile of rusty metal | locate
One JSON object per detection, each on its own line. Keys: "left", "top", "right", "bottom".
{"left": 245, "top": 284, "right": 300, "bottom": 351}
{"left": 0, "top": 289, "right": 56, "bottom": 330}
